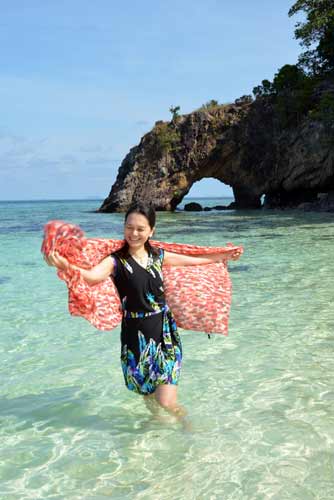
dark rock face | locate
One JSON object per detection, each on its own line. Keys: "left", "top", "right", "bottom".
{"left": 298, "top": 191, "right": 334, "bottom": 212}
{"left": 99, "top": 87, "right": 334, "bottom": 212}
{"left": 263, "top": 189, "right": 319, "bottom": 209}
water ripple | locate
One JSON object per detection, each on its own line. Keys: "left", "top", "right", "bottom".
{"left": 1, "top": 200, "right": 334, "bottom": 499}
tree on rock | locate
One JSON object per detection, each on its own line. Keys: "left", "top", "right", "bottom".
{"left": 289, "top": 0, "right": 334, "bottom": 74}
{"left": 169, "top": 105, "right": 181, "bottom": 123}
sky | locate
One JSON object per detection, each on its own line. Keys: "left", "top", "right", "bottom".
{"left": 0, "top": 0, "right": 303, "bottom": 200}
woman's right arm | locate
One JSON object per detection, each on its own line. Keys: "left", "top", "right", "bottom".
{"left": 45, "top": 251, "right": 115, "bottom": 285}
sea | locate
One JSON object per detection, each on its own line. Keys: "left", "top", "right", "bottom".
{"left": 1, "top": 197, "right": 334, "bottom": 500}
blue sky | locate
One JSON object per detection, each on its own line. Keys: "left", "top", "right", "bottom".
{"left": 1, "top": 0, "right": 302, "bottom": 200}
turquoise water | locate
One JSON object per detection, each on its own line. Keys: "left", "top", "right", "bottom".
{"left": 1, "top": 199, "right": 334, "bottom": 500}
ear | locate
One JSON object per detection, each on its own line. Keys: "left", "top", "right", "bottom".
{"left": 150, "top": 227, "right": 155, "bottom": 238}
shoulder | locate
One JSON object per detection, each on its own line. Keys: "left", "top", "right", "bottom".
{"left": 109, "top": 252, "right": 120, "bottom": 277}
{"left": 110, "top": 250, "right": 134, "bottom": 276}
{"left": 152, "top": 247, "right": 164, "bottom": 264}
{"left": 111, "top": 248, "right": 129, "bottom": 264}
{"left": 110, "top": 252, "right": 120, "bottom": 265}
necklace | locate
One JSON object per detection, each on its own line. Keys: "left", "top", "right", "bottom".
{"left": 131, "top": 252, "right": 149, "bottom": 268}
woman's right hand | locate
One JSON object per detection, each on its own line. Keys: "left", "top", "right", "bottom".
{"left": 45, "top": 252, "right": 114, "bottom": 285}
{"left": 44, "top": 251, "right": 70, "bottom": 271}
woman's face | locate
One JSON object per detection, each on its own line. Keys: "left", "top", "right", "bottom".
{"left": 124, "top": 212, "right": 154, "bottom": 251}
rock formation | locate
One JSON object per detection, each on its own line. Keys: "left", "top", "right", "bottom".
{"left": 99, "top": 84, "right": 334, "bottom": 212}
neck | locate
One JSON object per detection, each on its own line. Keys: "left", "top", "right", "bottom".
{"left": 129, "top": 247, "right": 147, "bottom": 257}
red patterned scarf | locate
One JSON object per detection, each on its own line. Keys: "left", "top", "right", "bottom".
{"left": 41, "top": 220, "right": 243, "bottom": 335}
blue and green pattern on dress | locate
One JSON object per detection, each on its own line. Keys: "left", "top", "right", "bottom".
{"left": 146, "top": 249, "right": 164, "bottom": 280}
{"left": 121, "top": 310, "right": 182, "bottom": 395}
{"left": 145, "top": 291, "right": 162, "bottom": 311}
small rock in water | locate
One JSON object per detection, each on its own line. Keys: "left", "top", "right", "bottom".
{"left": 184, "top": 202, "right": 203, "bottom": 211}
{"left": 213, "top": 205, "right": 228, "bottom": 210}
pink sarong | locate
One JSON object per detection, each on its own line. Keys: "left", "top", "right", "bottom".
{"left": 41, "top": 220, "right": 243, "bottom": 335}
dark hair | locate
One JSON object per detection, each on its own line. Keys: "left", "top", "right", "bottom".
{"left": 118, "top": 202, "right": 158, "bottom": 257}
{"left": 125, "top": 202, "right": 156, "bottom": 229}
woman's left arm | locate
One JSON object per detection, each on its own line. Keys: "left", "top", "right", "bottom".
{"left": 163, "top": 248, "right": 242, "bottom": 266}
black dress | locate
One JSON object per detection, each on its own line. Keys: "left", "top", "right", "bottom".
{"left": 111, "top": 248, "right": 182, "bottom": 395}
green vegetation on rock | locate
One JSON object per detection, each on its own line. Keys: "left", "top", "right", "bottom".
{"left": 251, "top": 1, "right": 334, "bottom": 129}
{"left": 288, "top": 0, "right": 334, "bottom": 74}
{"left": 154, "top": 121, "right": 181, "bottom": 155}
{"left": 309, "top": 91, "right": 334, "bottom": 128}
{"left": 198, "top": 99, "right": 221, "bottom": 111}
{"left": 234, "top": 95, "right": 253, "bottom": 106}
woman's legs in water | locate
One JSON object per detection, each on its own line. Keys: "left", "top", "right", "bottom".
{"left": 144, "top": 385, "right": 186, "bottom": 418}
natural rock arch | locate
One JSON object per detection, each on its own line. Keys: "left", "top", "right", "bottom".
{"left": 99, "top": 96, "right": 334, "bottom": 212}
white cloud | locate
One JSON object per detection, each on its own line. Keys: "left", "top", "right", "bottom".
{"left": 0, "top": 132, "right": 118, "bottom": 170}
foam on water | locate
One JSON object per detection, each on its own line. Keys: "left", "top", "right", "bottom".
{"left": 1, "top": 199, "right": 334, "bottom": 499}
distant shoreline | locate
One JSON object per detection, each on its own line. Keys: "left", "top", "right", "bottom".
{"left": 0, "top": 196, "right": 235, "bottom": 203}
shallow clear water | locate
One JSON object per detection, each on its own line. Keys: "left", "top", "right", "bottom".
{"left": 1, "top": 199, "right": 334, "bottom": 499}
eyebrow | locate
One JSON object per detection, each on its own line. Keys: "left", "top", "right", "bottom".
{"left": 125, "top": 224, "right": 146, "bottom": 229}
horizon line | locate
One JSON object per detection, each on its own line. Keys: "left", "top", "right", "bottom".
{"left": 0, "top": 195, "right": 235, "bottom": 202}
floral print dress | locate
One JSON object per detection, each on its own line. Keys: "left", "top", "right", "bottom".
{"left": 111, "top": 248, "right": 182, "bottom": 395}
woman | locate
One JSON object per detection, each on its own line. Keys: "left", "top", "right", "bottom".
{"left": 45, "top": 203, "right": 242, "bottom": 416}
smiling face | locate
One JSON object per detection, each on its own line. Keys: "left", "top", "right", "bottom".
{"left": 124, "top": 212, "right": 154, "bottom": 251}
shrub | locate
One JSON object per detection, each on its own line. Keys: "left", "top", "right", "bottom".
{"left": 309, "top": 91, "right": 334, "bottom": 127}
{"left": 154, "top": 122, "right": 180, "bottom": 154}
{"left": 198, "top": 99, "right": 220, "bottom": 111}
{"left": 235, "top": 95, "right": 253, "bottom": 106}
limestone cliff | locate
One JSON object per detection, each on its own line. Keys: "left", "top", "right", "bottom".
{"left": 99, "top": 83, "right": 334, "bottom": 212}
